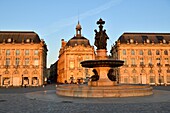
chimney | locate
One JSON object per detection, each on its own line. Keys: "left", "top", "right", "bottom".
{"left": 61, "top": 39, "right": 67, "bottom": 47}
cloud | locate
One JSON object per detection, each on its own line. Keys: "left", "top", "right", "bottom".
{"left": 41, "top": 0, "right": 122, "bottom": 37}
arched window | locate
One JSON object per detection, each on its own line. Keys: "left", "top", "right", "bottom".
{"left": 122, "top": 49, "right": 126, "bottom": 55}
{"left": 131, "top": 50, "right": 135, "bottom": 55}
{"left": 148, "top": 50, "right": 152, "bottom": 55}
{"left": 156, "top": 50, "right": 160, "bottom": 55}
{"left": 164, "top": 50, "right": 168, "bottom": 55}
{"left": 124, "top": 69, "right": 128, "bottom": 73}
{"left": 132, "top": 69, "right": 137, "bottom": 73}
{"left": 139, "top": 50, "right": 143, "bottom": 55}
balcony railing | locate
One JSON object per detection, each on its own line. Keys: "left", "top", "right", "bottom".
{"left": 148, "top": 64, "right": 154, "bottom": 68}
{"left": 123, "top": 64, "right": 128, "bottom": 67}
{"left": 165, "top": 64, "right": 169, "bottom": 67}
{"left": 33, "top": 65, "right": 39, "bottom": 68}
{"left": 131, "top": 64, "right": 137, "bottom": 67}
{"left": 140, "top": 64, "right": 145, "bottom": 67}
{"left": 23, "top": 65, "right": 29, "bottom": 68}
{"left": 4, "top": 65, "right": 9, "bottom": 68}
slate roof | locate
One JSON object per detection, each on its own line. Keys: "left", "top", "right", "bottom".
{"left": 66, "top": 36, "right": 91, "bottom": 47}
{"left": 118, "top": 32, "right": 170, "bottom": 44}
{"left": 0, "top": 31, "right": 41, "bottom": 43}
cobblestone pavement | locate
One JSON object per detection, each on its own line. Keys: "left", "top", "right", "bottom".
{"left": 1, "top": 85, "right": 170, "bottom": 113}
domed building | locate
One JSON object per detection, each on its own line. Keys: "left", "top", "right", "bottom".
{"left": 57, "top": 22, "right": 95, "bottom": 83}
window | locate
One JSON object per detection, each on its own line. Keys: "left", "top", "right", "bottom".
{"left": 124, "top": 69, "right": 128, "bottom": 73}
{"left": 130, "top": 39, "right": 134, "bottom": 43}
{"left": 163, "top": 39, "right": 166, "bottom": 44}
{"left": 139, "top": 50, "right": 143, "bottom": 55}
{"left": 156, "top": 58, "right": 161, "bottom": 65}
{"left": 164, "top": 50, "right": 168, "bottom": 55}
{"left": 131, "top": 58, "right": 136, "bottom": 65}
{"left": 123, "top": 49, "right": 126, "bottom": 55}
{"left": 34, "top": 50, "right": 38, "bottom": 55}
{"left": 148, "top": 50, "right": 152, "bottom": 55}
{"left": 140, "top": 58, "right": 144, "bottom": 65}
{"left": 85, "top": 56, "right": 89, "bottom": 59}
{"left": 25, "top": 50, "right": 29, "bottom": 55}
{"left": 78, "top": 60, "right": 82, "bottom": 69}
{"left": 146, "top": 39, "right": 150, "bottom": 43}
{"left": 156, "top": 50, "right": 160, "bottom": 55}
{"left": 34, "top": 58, "right": 39, "bottom": 66}
{"left": 69, "top": 61, "right": 74, "bottom": 69}
{"left": 25, "top": 58, "right": 29, "bottom": 65}
{"left": 16, "top": 50, "right": 20, "bottom": 55}
{"left": 167, "top": 76, "right": 170, "bottom": 82}
{"left": 6, "top": 49, "right": 10, "bottom": 55}
{"left": 165, "top": 58, "right": 169, "bottom": 65}
{"left": 131, "top": 50, "right": 135, "bottom": 55}
{"left": 123, "top": 58, "right": 127, "bottom": 65}
{"left": 15, "top": 58, "right": 20, "bottom": 66}
{"left": 148, "top": 58, "right": 152, "bottom": 65}
{"left": 150, "top": 76, "right": 155, "bottom": 83}
{"left": 7, "top": 38, "right": 12, "bottom": 42}
{"left": 6, "top": 58, "right": 10, "bottom": 66}
{"left": 26, "top": 39, "right": 30, "bottom": 43}
{"left": 132, "top": 69, "right": 136, "bottom": 73}
{"left": 149, "top": 69, "right": 153, "bottom": 73}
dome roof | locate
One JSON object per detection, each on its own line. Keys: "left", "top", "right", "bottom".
{"left": 65, "top": 21, "right": 91, "bottom": 47}
{"left": 66, "top": 36, "right": 91, "bottom": 47}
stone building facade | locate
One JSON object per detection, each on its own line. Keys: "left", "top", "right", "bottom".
{"left": 57, "top": 22, "right": 95, "bottom": 84}
{"left": 0, "top": 31, "right": 48, "bottom": 87}
{"left": 111, "top": 33, "right": 170, "bottom": 86}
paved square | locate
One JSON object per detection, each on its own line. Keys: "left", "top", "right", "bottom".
{"left": 1, "top": 85, "right": 170, "bottom": 113}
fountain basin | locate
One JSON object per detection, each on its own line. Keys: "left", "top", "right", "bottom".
{"left": 56, "top": 84, "right": 153, "bottom": 98}
{"left": 81, "top": 59, "right": 124, "bottom": 68}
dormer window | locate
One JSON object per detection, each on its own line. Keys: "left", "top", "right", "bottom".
{"left": 7, "top": 38, "right": 12, "bottom": 43}
{"left": 26, "top": 39, "right": 30, "bottom": 43}
{"left": 146, "top": 39, "right": 150, "bottom": 43}
{"left": 130, "top": 39, "right": 134, "bottom": 43}
{"left": 163, "top": 39, "right": 166, "bottom": 44}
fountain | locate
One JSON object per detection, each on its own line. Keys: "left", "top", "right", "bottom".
{"left": 56, "top": 18, "right": 153, "bottom": 97}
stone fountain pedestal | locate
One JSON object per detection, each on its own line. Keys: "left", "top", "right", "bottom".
{"left": 88, "top": 49, "right": 117, "bottom": 86}
{"left": 88, "top": 67, "right": 117, "bottom": 86}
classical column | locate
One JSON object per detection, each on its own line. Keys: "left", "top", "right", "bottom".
{"left": 29, "top": 77, "right": 32, "bottom": 86}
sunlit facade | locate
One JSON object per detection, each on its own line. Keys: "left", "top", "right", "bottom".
{"left": 57, "top": 22, "right": 95, "bottom": 83}
{"left": 0, "top": 31, "right": 48, "bottom": 87}
{"left": 111, "top": 33, "right": 170, "bottom": 86}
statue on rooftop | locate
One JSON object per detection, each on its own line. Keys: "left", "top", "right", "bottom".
{"left": 94, "top": 18, "right": 109, "bottom": 50}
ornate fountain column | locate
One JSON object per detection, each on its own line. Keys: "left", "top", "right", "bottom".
{"left": 88, "top": 18, "right": 116, "bottom": 86}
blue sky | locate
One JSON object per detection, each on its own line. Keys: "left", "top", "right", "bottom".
{"left": 1, "top": 0, "right": 170, "bottom": 68}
